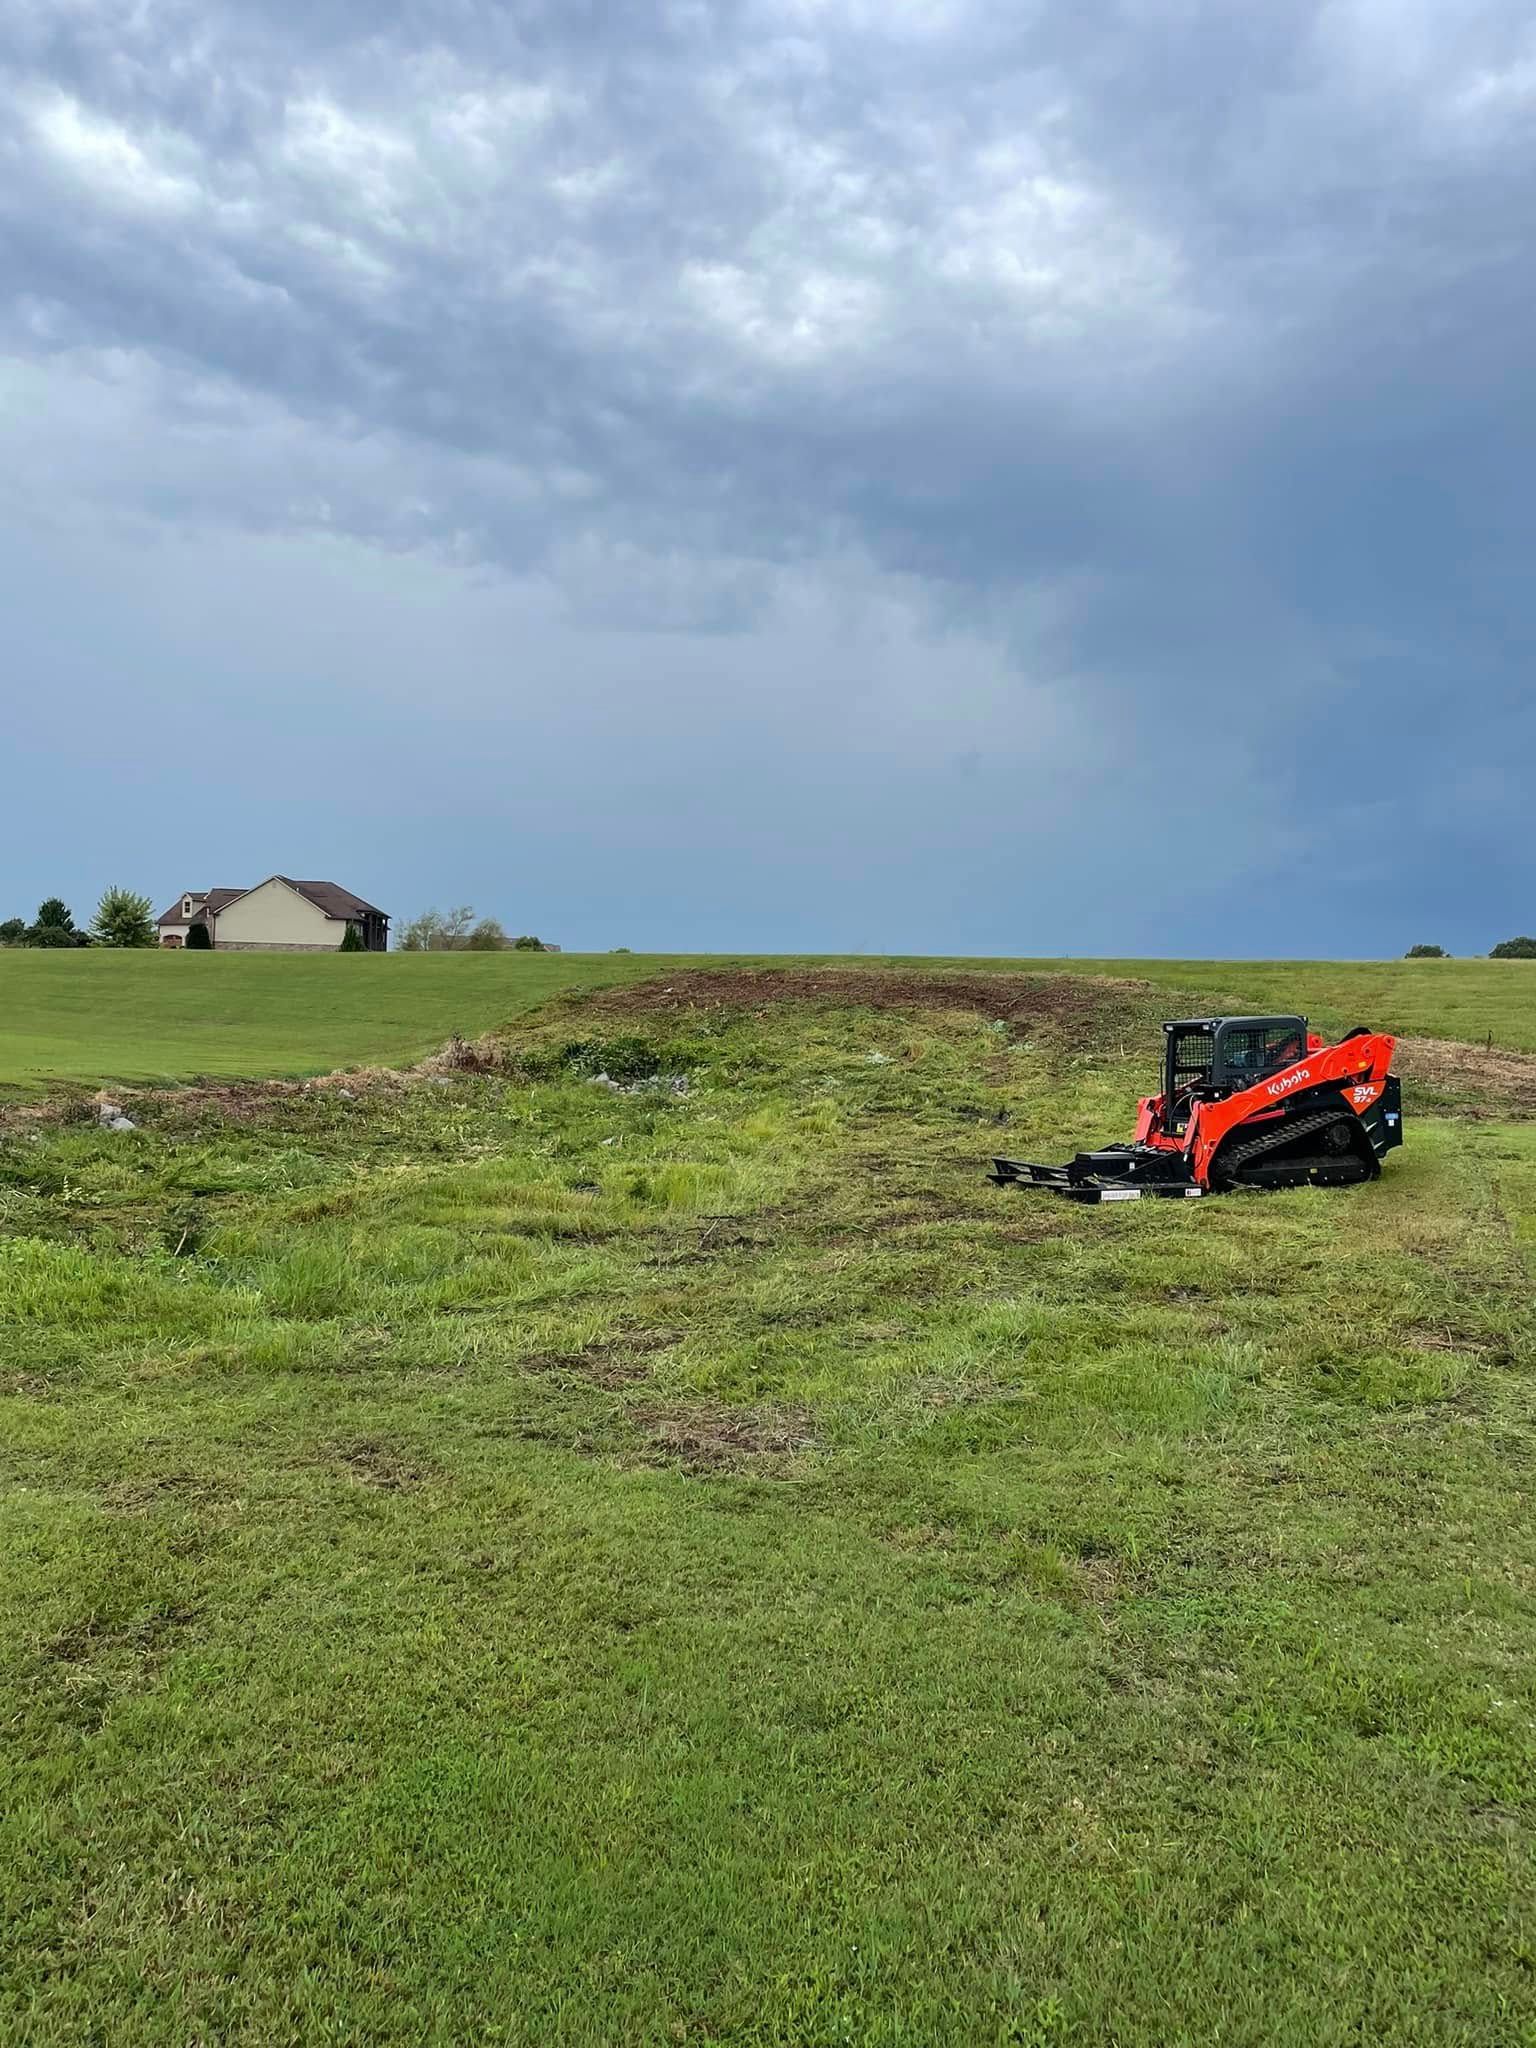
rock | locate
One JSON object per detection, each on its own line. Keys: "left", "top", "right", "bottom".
{"left": 336, "top": 1088, "right": 356, "bottom": 1101}
{"left": 97, "top": 1100, "right": 124, "bottom": 1125}
{"left": 105, "top": 1114, "right": 138, "bottom": 1133}
{"left": 864, "top": 1051, "right": 891, "bottom": 1065}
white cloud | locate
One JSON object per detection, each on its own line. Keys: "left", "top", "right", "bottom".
{"left": 28, "top": 93, "right": 201, "bottom": 213}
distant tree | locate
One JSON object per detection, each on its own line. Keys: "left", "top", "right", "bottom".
{"left": 338, "top": 922, "right": 366, "bottom": 952}
{"left": 513, "top": 934, "right": 546, "bottom": 951}
{"left": 397, "top": 906, "right": 477, "bottom": 952}
{"left": 185, "top": 920, "right": 213, "bottom": 950}
{"left": 26, "top": 898, "right": 90, "bottom": 947}
{"left": 464, "top": 918, "right": 509, "bottom": 951}
{"left": 92, "top": 885, "right": 157, "bottom": 949}
{"left": 1490, "top": 936, "right": 1536, "bottom": 959}
{"left": 1404, "top": 943, "right": 1446, "bottom": 959}
{"left": 0, "top": 917, "right": 24, "bottom": 945}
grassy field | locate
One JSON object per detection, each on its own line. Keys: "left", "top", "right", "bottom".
{"left": 3, "top": 964, "right": 1534, "bottom": 2043}
{"left": 1013, "top": 957, "right": 1536, "bottom": 1052}
{"left": 3, "top": 949, "right": 1535, "bottom": 1098}
{"left": 0, "top": 949, "right": 666, "bottom": 1092}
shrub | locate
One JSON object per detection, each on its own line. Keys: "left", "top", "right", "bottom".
{"left": 338, "top": 922, "right": 366, "bottom": 952}
{"left": 1490, "top": 936, "right": 1536, "bottom": 959}
{"left": 465, "top": 919, "right": 509, "bottom": 951}
{"left": 513, "top": 935, "right": 546, "bottom": 951}
{"left": 1405, "top": 943, "right": 1447, "bottom": 959}
{"left": 0, "top": 918, "right": 23, "bottom": 945}
{"left": 92, "top": 885, "right": 157, "bottom": 949}
{"left": 185, "top": 921, "right": 212, "bottom": 950}
{"left": 24, "top": 897, "right": 90, "bottom": 946}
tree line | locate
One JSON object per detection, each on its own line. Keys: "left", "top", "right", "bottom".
{"left": 395, "top": 907, "right": 548, "bottom": 951}
{"left": 0, "top": 889, "right": 157, "bottom": 948}
{"left": 1406, "top": 938, "right": 1536, "bottom": 959}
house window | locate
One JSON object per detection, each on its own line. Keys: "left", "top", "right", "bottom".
{"left": 183, "top": 896, "right": 194, "bottom": 917}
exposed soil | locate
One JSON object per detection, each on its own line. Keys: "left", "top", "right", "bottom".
{"left": 328, "top": 1437, "right": 435, "bottom": 1491}
{"left": 585, "top": 966, "right": 1151, "bottom": 1029}
{"left": 1396, "top": 1035, "right": 1536, "bottom": 1117}
{"left": 522, "top": 1328, "right": 684, "bottom": 1389}
{"left": 633, "top": 1400, "right": 815, "bottom": 1473}
{"left": 0, "top": 1058, "right": 474, "bottom": 1135}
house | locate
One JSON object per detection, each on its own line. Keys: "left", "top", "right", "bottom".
{"left": 157, "top": 878, "right": 390, "bottom": 952}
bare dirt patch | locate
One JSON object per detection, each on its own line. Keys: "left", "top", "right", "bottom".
{"left": 1396, "top": 1036, "right": 1536, "bottom": 1116}
{"left": 522, "top": 1328, "right": 684, "bottom": 1389}
{"left": 101, "top": 1471, "right": 234, "bottom": 1516}
{"left": 35, "top": 1603, "right": 201, "bottom": 1730}
{"left": 585, "top": 967, "right": 1151, "bottom": 1032}
{"left": 633, "top": 1401, "right": 815, "bottom": 1473}
{"left": 328, "top": 1437, "right": 435, "bottom": 1491}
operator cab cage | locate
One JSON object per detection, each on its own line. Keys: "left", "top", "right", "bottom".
{"left": 1161, "top": 1015, "right": 1308, "bottom": 1134}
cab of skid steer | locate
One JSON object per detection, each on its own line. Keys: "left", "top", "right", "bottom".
{"left": 1161, "top": 1016, "right": 1308, "bottom": 1130}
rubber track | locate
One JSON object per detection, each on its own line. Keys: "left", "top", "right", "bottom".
{"left": 1220, "top": 1106, "right": 1370, "bottom": 1187}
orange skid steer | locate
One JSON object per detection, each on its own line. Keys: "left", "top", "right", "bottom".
{"left": 992, "top": 1015, "right": 1402, "bottom": 1203}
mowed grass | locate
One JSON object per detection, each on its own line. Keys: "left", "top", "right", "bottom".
{"left": 2, "top": 973, "right": 1535, "bottom": 2044}
{"left": 4, "top": 949, "right": 1535, "bottom": 1097}
{"left": 901, "top": 956, "right": 1536, "bottom": 1053}
{"left": 0, "top": 949, "right": 671, "bottom": 1093}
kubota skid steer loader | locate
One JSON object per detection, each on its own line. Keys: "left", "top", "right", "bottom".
{"left": 992, "top": 1015, "right": 1402, "bottom": 1203}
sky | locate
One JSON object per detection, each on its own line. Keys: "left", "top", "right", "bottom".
{"left": 2, "top": 0, "right": 1532, "bottom": 956}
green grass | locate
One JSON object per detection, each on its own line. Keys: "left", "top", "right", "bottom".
{"left": 3, "top": 973, "right": 1535, "bottom": 2043}
{"left": 994, "top": 957, "right": 1536, "bottom": 1051}
{"left": 4, "top": 951, "right": 1534, "bottom": 1100}
{"left": 0, "top": 949, "right": 667, "bottom": 1093}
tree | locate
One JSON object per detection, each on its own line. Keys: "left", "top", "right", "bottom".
{"left": 0, "top": 918, "right": 24, "bottom": 945}
{"left": 465, "top": 918, "right": 509, "bottom": 951}
{"left": 1490, "top": 936, "right": 1536, "bottom": 959}
{"left": 185, "top": 920, "right": 213, "bottom": 950}
{"left": 513, "top": 934, "right": 546, "bottom": 951}
{"left": 397, "top": 905, "right": 477, "bottom": 951}
{"left": 1404, "top": 943, "right": 1446, "bottom": 958}
{"left": 92, "top": 885, "right": 157, "bottom": 948}
{"left": 26, "top": 898, "right": 90, "bottom": 947}
{"left": 338, "top": 922, "right": 366, "bottom": 952}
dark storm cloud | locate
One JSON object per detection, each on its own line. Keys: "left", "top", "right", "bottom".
{"left": 2, "top": 0, "right": 1534, "bottom": 947}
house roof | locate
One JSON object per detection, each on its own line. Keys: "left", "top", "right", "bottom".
{"left": 156, "top": 888, "right": 246, "bottom": 927}
{"left": 156, "top": 880, "right": 388, "bottom": 928}
{"left": 278, "top": 879, "right": 389, "bottom": 921}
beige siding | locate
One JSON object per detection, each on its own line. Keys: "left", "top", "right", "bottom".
{"left": 214, "top": 880, "right": 341, "bottom": 952}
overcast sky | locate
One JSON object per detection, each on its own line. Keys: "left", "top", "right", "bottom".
{"left": 2, "top": 0, "right": 1532, "bottom": 954}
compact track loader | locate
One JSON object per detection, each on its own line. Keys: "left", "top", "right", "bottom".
{"left": 992, "top": 1015, "right": 1402, "bottom": 1203}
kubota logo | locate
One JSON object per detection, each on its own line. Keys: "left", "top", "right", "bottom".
{"left": 1266, "top": 1067, "right": 1311, "bottom": 1098}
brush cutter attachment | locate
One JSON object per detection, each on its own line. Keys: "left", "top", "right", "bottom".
{"left": 991, "top": 1014, "right": 1401, "bottom": 1203}
{"left": 990, "top": 1147, "right": 1203, "bottom": 1203}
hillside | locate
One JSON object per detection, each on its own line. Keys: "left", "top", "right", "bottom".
{"left": 3, "top": 950, "right": 1534, "bottom": 1096}
{"left": 3, "top": 964, "right": 1533, "bottom": 2043}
